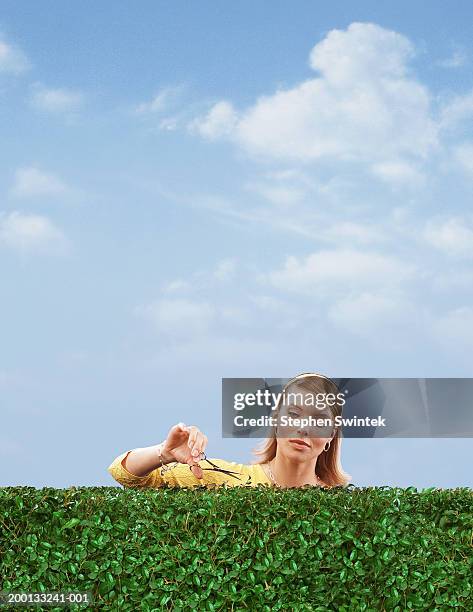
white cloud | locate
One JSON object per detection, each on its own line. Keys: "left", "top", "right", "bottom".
{"left": 189, "top": 100, "right": 238, "bottom": 140}
{"left": 250, "top": 294, "right": 285, "bottom": 312}
{"left": 452, "top": 142, "right": 473, "bottom": 175}
{"left": 220, "top": 306, "right": 250, "bottom": 324}
{"left": 0, "top": 211, "right": 68, "bottom": 254}
{"left": 135, "top": 298, "right": 216, "bottom": 337}
{"left": 370, "top": 160, "right": 425, "bottom": 187}
{"left": 265, "top": 168, "right": 315, "bottom": 185}
{"left": 191, "top": 22, "right": 438, "bottom": 165}
{"left": 243, "top": 169, "right": 318, "bottom": 207}
{"left": 30, "top": 83, "right": 84, "bottom": 113}
{"left": 423, "top": 217, "right": 473, "bottom": 258}
{"left": 322, "top": 221, "right": 385, "bottom": 245}
{"left": 162, "top": 279, "right": 191, "bottom": 294}
{"left": 436, "top": 48, "right": 467, "bottom": 69}
{"left": 308, "top": 21, "right": 413, "bottom": 83}
{"left": 10, "top": 166, "right": 68, "bottom": 198}
{"left": 250, "top": 294, "right": 298, "bottom": 318}
{"left": 328, "top": 292, "right": 412, "bottom": 336}
{"left": 133, "top": 250, "right": 473, "bottom": 362}
{"left": 190, "top": 186, "right": 400, "bottom": 247}
{"left": 268, "top": 249, "right": 414, "bottom": 296}
{"left": 135, "top": 85, "right": 185, "bottom": 114}
{"left": 159, "top": 117, "right": 179, "bottom": 131}
{"left": 245, "top": 182, "right": 306, "bottom": 206}
{"left": 439, "top": 90, "right": 473, "bottom": 130}
{"left": 159, "top": 260, "right": 238, "bottom": 298}
{"left": 134, "top": 260, "right": 261, "bottom": 361}
{"left": 430, "top": 269, "right": 473, "bottom": 292}
{"left": 139, "top": 335, "right": 275, "bottom": 369}
{"left": 135, "top": 276, "right": 251, "bottom": 341}
{"left": 433, "top": 307, "right": 473, "bottom": 348}
{"left": 214, "top": 258, "right": 237, "bottom": 281}
{"left": 0, "top": 36, "right": 29, "bottom": 73}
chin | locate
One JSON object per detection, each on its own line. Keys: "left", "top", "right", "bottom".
{"left": 286, "top": 445, "right": 312, "bottom": 459}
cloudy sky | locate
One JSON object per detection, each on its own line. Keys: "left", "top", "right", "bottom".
{"left": 1, "top": 2, "right": 472, "bottom": 488}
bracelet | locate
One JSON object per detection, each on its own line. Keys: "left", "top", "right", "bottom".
{"left": 156, "top": 443, "right": 178, "bottom": 475}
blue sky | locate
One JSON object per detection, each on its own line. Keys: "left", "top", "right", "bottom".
{"left": 1, "top": 2, "right": 472, "bottom": 488}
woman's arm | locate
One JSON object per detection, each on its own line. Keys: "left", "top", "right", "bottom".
{"left": 123, "top": 443, "right": 175, "bottom": 477}
{"left": 108, "top": 423, "right": 209, "bottom": 487}
{"left": 108, "top": 452, "right": 249, "bottom": 489}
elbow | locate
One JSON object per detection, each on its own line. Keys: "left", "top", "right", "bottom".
{"left": 107, "top": 463, "right": 124, "bottom": 486}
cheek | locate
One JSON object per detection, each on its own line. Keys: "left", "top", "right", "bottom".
{"left": 309, "top": 436, "right": 328, "bottom": 450}
{"left": 278, "top": 438, "right": 290, "bottom": 449}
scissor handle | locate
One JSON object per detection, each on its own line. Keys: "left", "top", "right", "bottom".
{"left": 188, "top": 454, "right": 242, "bottom": 480}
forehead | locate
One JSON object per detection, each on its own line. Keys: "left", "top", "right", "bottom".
{"left": 284, "top": 381, "right": 326, "bottom": 398}
{"left": 282, "top": 384, "right": 330, "bottom": 406}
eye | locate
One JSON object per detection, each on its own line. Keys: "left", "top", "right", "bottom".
{"left": 288, "top": 411, "right": 300, "bottom": 417}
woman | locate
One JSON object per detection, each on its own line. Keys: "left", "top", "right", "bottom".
{"left": 108, "top": 373, "right": 352, "bottom": 489}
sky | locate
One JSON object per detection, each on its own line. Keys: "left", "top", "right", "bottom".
{"left": 1, "top": 1, "right": 472, "bottom": 489}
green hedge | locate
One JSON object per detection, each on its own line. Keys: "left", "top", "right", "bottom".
{"left": 0, "top": 486, "right": 472, "bottom": 611}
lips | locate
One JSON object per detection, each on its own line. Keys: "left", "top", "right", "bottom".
{"left": 289, "top": 439, "right": 310, "bottom": 449}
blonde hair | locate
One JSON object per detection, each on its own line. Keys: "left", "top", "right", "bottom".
{"left": 250, "top": 373, "right": 352, "bottom": 487}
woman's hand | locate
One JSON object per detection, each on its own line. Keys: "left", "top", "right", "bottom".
{"left": 162, "top": 422, "right": 208, "bottom": 479}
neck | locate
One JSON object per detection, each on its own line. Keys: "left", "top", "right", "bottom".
{"left": 269, "top": 448, "right": 320, "bottom": 488}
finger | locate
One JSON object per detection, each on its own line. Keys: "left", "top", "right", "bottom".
{"left": 191, "top": 432, "right": 206, "bottom": 457}
{"left": 171, "top": 423, "right": 186, "bottom": 437}
{"left": 187, "top": 425, "right": 200, "bottom": 448}
{"left": 186, "top": 454, "right": 201, "bottom": 468}
{"left": 190, "top": 464, "right": 203, "bottom": 479}
{"left": 168, "top": 423, "right": 189, "bottom": 444}
{"left": 196, "top": 434, "right": 208, "bottom": 457}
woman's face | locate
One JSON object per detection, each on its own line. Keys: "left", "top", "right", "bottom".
{"left": 275, "top": 387, "right": 335, "bottom": 461}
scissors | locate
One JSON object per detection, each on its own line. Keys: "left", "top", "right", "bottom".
{"left": 189, "top": 453, "right": 243, "bottom": 481}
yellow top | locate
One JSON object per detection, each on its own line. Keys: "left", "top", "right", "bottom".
{"left": 108, "top": 451, "right": 273, "bottom": 489}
